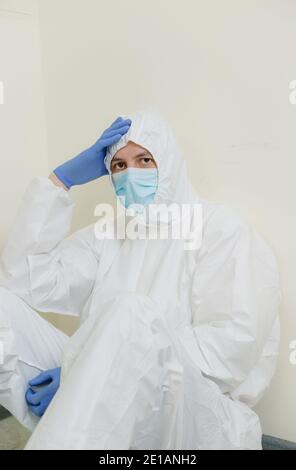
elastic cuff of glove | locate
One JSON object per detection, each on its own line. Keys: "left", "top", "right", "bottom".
{"left": 53, "top": 169, "right": 73, "bottom": 189}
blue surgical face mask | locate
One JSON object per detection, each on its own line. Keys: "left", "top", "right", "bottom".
{"left": 111, "top": 167, "right": 158, "bottom": 212}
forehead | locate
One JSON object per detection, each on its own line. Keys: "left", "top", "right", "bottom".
{"left": 113, "top": 140, "right": 151, "bottom": 160}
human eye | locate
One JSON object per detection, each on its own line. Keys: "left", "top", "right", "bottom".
{"left": 140, "top": 156, "right": 153, "bottom": 165}
{"left": 113, "top": 161, "right": 126, "bottom": 171}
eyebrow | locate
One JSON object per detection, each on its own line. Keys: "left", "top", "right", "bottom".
{"left": 111, "top": 151, "right": 150, "bottom": 162}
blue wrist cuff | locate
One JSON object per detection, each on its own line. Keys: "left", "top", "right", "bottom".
{"left": 53, "top": 168, "right": 73, "bottom": 189}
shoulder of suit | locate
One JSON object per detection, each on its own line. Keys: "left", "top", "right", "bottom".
{"left": 199, "top": 199, "right": 251, "bottom": 242}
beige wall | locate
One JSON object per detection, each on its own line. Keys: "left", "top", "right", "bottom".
{"left": 0, "top": 0, "right": 62, "bottom": 330}
{"left": 0, "top": 0, "right": 48, "bottom": 246}
{"left": 1, "top": 0, "right": 295, "bottom": 441}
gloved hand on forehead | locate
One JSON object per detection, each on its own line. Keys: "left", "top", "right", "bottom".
{"left": 53, "top": 116, "right": 132, "bottom": 189}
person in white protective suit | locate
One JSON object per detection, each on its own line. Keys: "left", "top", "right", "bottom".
{"left": 0, "top": 108, "right": 281, "bottom": 450}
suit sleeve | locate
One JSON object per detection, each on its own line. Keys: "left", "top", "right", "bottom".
{"left": 190, "top": 205, "right": 281, "bottom": 397}
{"left": 0, "top": 177, "right": 100, "bottom": 316}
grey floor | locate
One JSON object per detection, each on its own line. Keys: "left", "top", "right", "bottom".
{"left": 0, "top": 416, "right": 31, "bottom": 450}
{"left": 1, "top": 409, "right": 296, "bottom": 450}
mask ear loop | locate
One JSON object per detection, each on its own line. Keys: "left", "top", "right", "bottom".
{"left": 149, "top": 150, "right": 163, "bottom": 206}
{"left": 108, "top": 168, "right": 116, "bottom": 192}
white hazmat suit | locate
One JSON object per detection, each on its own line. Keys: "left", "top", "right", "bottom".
{"left": 0, "top": 108, "right": 280, "bottom": 449}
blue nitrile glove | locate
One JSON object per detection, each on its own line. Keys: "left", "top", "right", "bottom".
{"left": 53, "top": 116, "right": 132, "bottom": 189}
{"left": 25, "top": 367, "right": 61, "bottom": 417}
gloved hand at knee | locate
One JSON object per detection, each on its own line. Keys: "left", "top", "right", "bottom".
{"left": 53, "top": 116, "right": 132, "bottom": 189}
{"left": 25, "top": 367, "right": 61, "bottom": 417}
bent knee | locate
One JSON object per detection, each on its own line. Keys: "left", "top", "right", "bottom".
{"left": 107, "top": 291, "right": 163, "bottom": 328}
{"left": 0, "top": 287, "right": 27, "bottom": 307}
{"left": 0, "top": 287, "right": 37, "bottom": 325}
